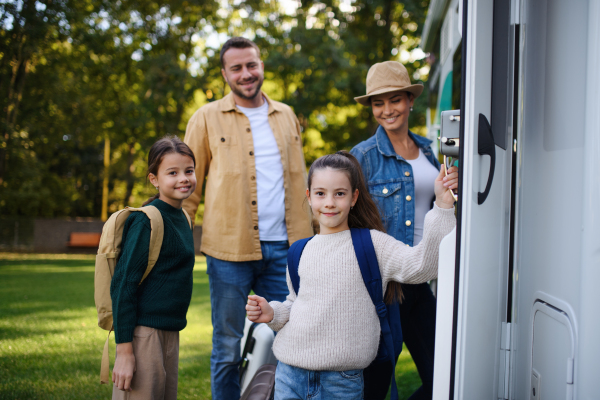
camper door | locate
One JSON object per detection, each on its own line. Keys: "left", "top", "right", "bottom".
{"left": 433, "top": 0, "right": 517, "bottom": 398}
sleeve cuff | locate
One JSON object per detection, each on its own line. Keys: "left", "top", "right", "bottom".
{"left": 266, "top": 301, "right": 290, "bottom": 332}
{"left": 114, "top": 326, "right": 135, "bottom": 344}
{"left": 429, "top": 203, "right": 457, "bottom": 234}
{"left": 433, "top": 202, "right": 455, "bottom": 212}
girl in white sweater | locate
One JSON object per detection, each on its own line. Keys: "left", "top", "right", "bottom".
{"left": 246, "top": 151, "right": 457, "bottom": 399}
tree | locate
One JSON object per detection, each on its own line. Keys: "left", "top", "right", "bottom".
{"left": 229, "top": 0, "right": 431, "bottom": 163}
{"left": 0, "top": 0, "right": 431, "bottom": 218}
{"left": 0, "top": 0, "right": 227, "bottom": 217}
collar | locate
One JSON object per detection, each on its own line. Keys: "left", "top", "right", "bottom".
{"left": 375, "top": 125, "right": 433, "bottom": 158}
{"left": 218, "top": 91, "right": 284, "bottom": 115}
{"left": 149, "top": 198, "right": 183, "bottom": 217}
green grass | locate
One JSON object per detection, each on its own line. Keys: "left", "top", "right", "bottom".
{"left": 0, "top": 253, "right": 421, "bottom": 399}
{"left": 394, "top": 349, "right": 423, "bottom": 399}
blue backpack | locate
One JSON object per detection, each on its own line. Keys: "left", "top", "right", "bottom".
{"left": 287, "top": 228, "right": 403, "bottom": 400}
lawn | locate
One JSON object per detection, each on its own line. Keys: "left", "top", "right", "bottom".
{"left": 0, "top": 253, "right": 421, "bottom": 399}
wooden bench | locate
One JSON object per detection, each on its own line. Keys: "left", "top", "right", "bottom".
{"left": 67, "top": 232, "right": 101, "bottom": 248}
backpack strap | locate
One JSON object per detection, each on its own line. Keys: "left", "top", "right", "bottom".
{"left": 181, "top": 208, "right": 193, "bottom": 230}
{"left": 350, "top": 228, "right": 399, "bottom": 400}
{"left": 100, "top": 327, "right": 113, "bottom": 384}
{"left": 287, "top": 237, "right": 313, "bottom": 295}
{"left": 125, "top": 206, "right": 164, "bottom": 283}
{"left": 99, "top": 208, "right": 133, "bottom": 259}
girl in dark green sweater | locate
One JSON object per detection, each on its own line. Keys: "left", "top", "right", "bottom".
{"left": 110, "top": 136, "right": 197, "bottom": 399}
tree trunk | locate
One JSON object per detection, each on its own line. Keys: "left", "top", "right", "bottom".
{"left": 0, "top": 0, "right": 39, "bottom": 182}
{"left": 379, "top": 0, "right": 395, "bottom": 62}
{"left": 1, "top": 41, "right": 30, "bottom": 183}
{"left": 123, "top": 141, "right": 136, "bottom": 207}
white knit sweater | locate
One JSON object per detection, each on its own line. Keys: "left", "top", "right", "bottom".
{"left": 267, "top": 204, "right": 455, "bottom": 371}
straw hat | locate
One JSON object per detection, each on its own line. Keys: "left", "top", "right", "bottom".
{"left": 354, "top": 61, "right": 424, "bottom": 106}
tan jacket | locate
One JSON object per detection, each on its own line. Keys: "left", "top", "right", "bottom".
{"left": 183, "top": 92, "right": 313, "bottom": 261}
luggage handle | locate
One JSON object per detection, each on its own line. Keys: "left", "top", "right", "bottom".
{"left": 239, "top": 322, "right": 258, "bottom": 383}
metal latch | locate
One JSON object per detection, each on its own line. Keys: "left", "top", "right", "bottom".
{"left": 439, "top": 110, "right": 461, "bottom": 202}
{"left": 498, "top": 322, "right": 511, "bottom": 399}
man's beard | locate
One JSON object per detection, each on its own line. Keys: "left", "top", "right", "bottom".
{"left": 230, "top": 78, "right": 263, "bottom": 100}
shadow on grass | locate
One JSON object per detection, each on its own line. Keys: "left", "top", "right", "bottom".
{"left": 0, "top": 259, "right": 210, "bottom": 317}
{"left": 0, "top": 259, "right": 96, "bottom": 267}
{"left": 0, "top": 386, "right": 39, "bottom": 400}
{"left": 0, "top": 255, "right": 421, "bottom": 400}
{"left": 0, "top": 269, "right": 97, "bottom": 321}
{"left": 0, "top": 256, "right": 214, "bottom": 400}
{"left": 0, "top": 345, "right": 114, "bottom": 400}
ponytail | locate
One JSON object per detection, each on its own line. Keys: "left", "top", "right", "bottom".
{"left": 143, "top": 135, "right": 196, "bottom": 206}
{"left": 307, "top": 151, "right": 403, "bottom": 304}
{"left": 142, "top": 193, "right": 160, "bottom": 206}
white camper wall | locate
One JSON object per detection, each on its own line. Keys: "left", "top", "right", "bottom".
{"left": 510, "top": 0, "right": 592, "bottom": 398}
{"left": 422, "top": 0, "right": 600, "bottom": 397}
{"left": 576, "top": 1, "right": 600, "bottom": 397}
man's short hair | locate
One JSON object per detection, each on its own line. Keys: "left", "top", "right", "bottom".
{"left": 220, "top": 37, "right": 261, "bottom": 68}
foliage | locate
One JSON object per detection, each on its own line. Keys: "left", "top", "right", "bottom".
{"left": 0, "top": 0, "right": 430, "bottom": 218}
{"left": 250, "top": 0, "right": 431, "bottom": 163}
{"left": 0, "top": 254, "right": 420, "bottom": 398}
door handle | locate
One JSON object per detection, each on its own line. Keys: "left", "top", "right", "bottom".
{"left": 477, "top": 113, "right": 495, "bottom": 205}
{"left": 439, "top": 110, "right": 461, "bottom": 202}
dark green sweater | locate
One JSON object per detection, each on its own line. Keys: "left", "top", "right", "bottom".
{"left": 110, "top": 199, "right": 195, "bottom": 343}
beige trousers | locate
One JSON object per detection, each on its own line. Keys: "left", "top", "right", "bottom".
{"left": 112, "top": 326, "right": 179, "bottom": 400}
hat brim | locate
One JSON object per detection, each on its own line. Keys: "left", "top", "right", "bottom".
{"left": 354, "top": 84, "right": 424, "bottom": 106}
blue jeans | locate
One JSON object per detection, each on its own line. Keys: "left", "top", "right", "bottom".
{"left": 206, "top": 240, "right": 289, "bottom": 400}
{"left": 275, "top": 362, "right": 364, "bottom": 400}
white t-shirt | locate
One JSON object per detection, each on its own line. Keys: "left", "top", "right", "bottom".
{"left": 406, "top": 149, "right": 439, "bottom": 245}
{"left": 237, "top": 100, "right": 287, "bottom": 241}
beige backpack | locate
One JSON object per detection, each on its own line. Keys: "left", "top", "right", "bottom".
{"left": 94, "top": 205, "right": 191, "bottom": 383}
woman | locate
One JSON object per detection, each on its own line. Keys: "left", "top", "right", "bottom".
{"left": 350, "top": 61, "right": 457, "bottom": 400}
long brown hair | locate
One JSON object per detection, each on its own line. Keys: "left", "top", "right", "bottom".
{"left": 307, "top": 150, "right": 403, "bottom": 303}
{"left": 142, "top": 136, "right": 196, "bottom": 206}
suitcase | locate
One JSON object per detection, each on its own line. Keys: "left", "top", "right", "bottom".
{"left": 239, "top": 319, "right": 277, "bottom": 394}
{"left": 239, "top": 364, "right": 276, "bottom": 400}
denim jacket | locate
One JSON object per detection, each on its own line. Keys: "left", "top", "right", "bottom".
{"left": 350, "top": 126, "right": 440, "bottom": 246}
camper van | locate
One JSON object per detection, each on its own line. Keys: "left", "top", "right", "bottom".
{"left": 421, "top": 0, "right": 600, "bottom": 398}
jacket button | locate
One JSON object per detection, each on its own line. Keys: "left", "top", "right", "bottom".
{"left": 252, "top": 201, "right": 256, "bottom": 205}
{"left": 251, "top": 176, "right": 255, "bottom": 180}
{"left": 405, "top": 220, "right": 412, "bottom": 226}
{"left": 246, "top": 128, "right": 251, "bottom": 132}
{"left": 405, "top": 171, "right": 410, "bottom": 177}
{"left": 249, "top": 151, "right": 254, "bottom": 156}
{"left": 254, "top": 226, "right": 258, "bottom": 230}
{"left": 406, "top": 195, "right": 412, "bottom": 201}
{"left": 382, "top": 188, "right": 388, "bottom": 194}
{"left": 221, "top": 137, "right": 225, "bottom": 142}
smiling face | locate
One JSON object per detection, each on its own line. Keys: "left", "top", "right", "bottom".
{"left": 306, "top": 168, "right": 359, "bottom": 235}
{"left": 221, "top": 46, "right": 265, "bottom": 107}
{"left": 148, "top": 152, "right": 197, "bottom": 209}
{"left": 370, "top": 90, "right": 414, "bottom": 135}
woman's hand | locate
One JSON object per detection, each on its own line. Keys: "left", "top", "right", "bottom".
{"left": 112, "top": 342, "right": 136, "bottom": 391}
{"left": 435, "top": 165, "right": 459, "bottom": 209}
{"left": 246, "top": 295, "right": 274, "bottom": 323}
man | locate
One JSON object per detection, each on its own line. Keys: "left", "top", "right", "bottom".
{"left": 182, "top": 37, "right": 312, "bottom": 400}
